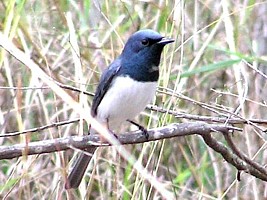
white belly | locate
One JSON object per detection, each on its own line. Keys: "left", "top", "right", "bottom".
{"left": 96, "top": 76, "right": 157, "bottom": 129}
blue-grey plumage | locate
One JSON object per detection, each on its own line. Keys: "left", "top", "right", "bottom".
{"left": 65, "top": 29, "right": 174, "bottom": 189}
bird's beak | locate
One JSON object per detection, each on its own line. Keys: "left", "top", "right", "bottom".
{"left": 157, "top": 37, "right": 175, "bottom": 45}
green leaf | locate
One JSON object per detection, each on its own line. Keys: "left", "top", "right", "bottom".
{"left": 180, "top": 59, "right": 241, "bottom": 78}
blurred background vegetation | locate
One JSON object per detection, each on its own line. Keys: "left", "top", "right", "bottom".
{"left": 1, "top": 0, "right": 267, "bottom": 199}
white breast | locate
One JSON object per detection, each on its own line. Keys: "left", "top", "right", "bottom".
{"left": 96, "top": 76, "right": 157, "bottom": 130}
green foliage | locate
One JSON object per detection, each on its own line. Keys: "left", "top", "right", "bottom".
{"left": 180, "top": 59, "right": 241, "bottom": 78}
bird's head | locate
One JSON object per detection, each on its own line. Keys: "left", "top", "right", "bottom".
{"left": 121, "top": 29, "right": 174, "bottom": 64}
{"left": 119, "top": 29, "right": 174, "bottom": 81}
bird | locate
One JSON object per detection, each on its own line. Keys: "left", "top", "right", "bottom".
{"left": 65, "top": 29, "right": 174, "bottom": 189}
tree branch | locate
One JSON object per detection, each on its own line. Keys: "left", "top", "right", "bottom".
{"left": 1, "top": 122, "right": 266, "bottom": 182}
{"left": 0, "top": 122, "right": 236, "bottom": 159}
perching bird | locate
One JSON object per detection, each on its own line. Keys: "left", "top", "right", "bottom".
{"left": 65, "top": 29, "right": 174, "bottom": 189}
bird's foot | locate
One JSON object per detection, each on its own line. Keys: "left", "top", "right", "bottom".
{"left": 109, "top": 130, "right": 119, "bottom": 139}
{"left": 127, "top": 120, "right": 149, "bottom": 140}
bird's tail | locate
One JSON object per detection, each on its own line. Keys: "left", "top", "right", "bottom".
{"left": 65, "top": 146, "right": 97, "bottom": 189}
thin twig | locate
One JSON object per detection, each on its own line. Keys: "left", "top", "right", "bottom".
{"left": 148, "top": 105, "right": 267, "bottom": 125}
{"left": 2, "top": 118, "right": 80, "bottom": 137}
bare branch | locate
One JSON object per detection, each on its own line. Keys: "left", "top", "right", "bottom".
{"left": 223, "top": 132, "right": 267, "bottom": 178}
{"left": 202, "top": 133, "right": 267, "bottom": 181}
{"left": 148, "top": 105, "right": 267, "bottom": 125}
{"left": 0, "top": 122, "right": 236, "bottom": 160}
{"left": 1, "top": 122, "right": 267, "bottom": 182}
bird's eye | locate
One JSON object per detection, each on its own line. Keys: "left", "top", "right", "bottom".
{"left": 141, "top": 39, "right": 149, "bottom": 46}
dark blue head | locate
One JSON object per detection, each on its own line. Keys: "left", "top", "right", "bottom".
{"left": 119, "top": 29, "right": 174, "bottom": 82}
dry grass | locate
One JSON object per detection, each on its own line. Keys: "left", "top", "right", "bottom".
{"left": 1, "top": 0, "right": 267, "bottom": 199}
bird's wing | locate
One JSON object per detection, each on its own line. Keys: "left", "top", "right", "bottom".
{"left": 91, "top": 58, "right": 121, "bottom": 117}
